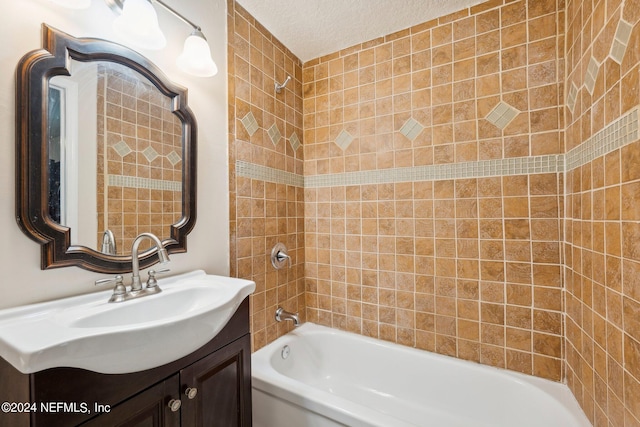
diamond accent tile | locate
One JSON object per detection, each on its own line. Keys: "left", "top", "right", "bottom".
{"left": 485, "top": 101, "right": 519, "bottom": 130}
{"left": 267, "top": 124, "right": 282, "bottom": 146}
{"left": 112, "top": 140, "right": 132, "bottom": 158}
{"left": 335, "top": 129, "right": 354, "bottom": 151}
{"left": 167, "top": 150, "right": 182, "bottom": 166}
{"left": 610, "top": 19, "right": 633, "bottom": 64}
{"left": 584, "top": 57, "right": 600, "bottom": 95}
{"left": 399, "top": 117, "right": 424, "bottom": 141}
{"left": 240, "top": 112, "right": 259, "bottom": 136}
{"left": 289, "top": 132, "right": 301, "bottom": 151}
{"left": 567, "top": 82, "right": 579, "bottom": 114}
{"left": 142, "top": 146, "right": 159, "bottom": 162}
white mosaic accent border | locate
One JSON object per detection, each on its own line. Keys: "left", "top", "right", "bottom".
{"left": 305, "top": 155, "right": 563, "bottom": 188}
{"left": 236, "top": 160, "right": 304, "bottom": 187}
{"left": 108, "top": 174, "right": 181, "bottom": 191}
{"left": 236, "top": 107, "right": 639, "bottom": 188}
{"left": 237, "top": 156, "right": 562, "bottom": 189}
{"left": 565, "top": 107, "right": 639, "bottom": 170}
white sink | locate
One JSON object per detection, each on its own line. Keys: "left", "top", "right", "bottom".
{"left": 0, "top": 270, "right": 255, "bottom": 374}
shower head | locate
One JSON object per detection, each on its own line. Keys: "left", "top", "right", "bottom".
{"left": 275, "top": 75, "right": 291, "bottom": 94}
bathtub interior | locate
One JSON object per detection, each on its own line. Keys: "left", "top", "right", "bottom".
{"left": 253, "top": 324, "right": 592, "bottom": 427}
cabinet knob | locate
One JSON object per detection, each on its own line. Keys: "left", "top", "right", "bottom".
{"left": 185, "top": 387, "right": 198, "bottom": 399}
{"left": 168, "top": 399, "right": 182, "bottom": 412}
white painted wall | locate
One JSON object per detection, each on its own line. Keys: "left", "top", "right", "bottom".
{"left": 0, "top": 0, "right": 229, "bottom": 309}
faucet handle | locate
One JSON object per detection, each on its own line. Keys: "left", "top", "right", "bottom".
{"left": 95, "top": 275, "right": 127, "bottom": 303}
{"left": 146, "top": 268, "right": 170, "bottom": 290}
{"left": 95, "top": 275, "right": 124, "bottom": 287}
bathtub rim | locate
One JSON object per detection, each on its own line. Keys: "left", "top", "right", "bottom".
{"left": 251, "top": 322, "right": 592, "bottom": 427}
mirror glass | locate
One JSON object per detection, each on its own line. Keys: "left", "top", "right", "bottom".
{"left": 48, "top": 60, "right": 183, "bottom": 256}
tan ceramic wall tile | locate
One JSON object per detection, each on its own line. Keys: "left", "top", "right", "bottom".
{"left": 565, "top": 0, "right": 640, "bottom": 423}
{"left": 228, "top": 1, "right": 305, "bottom": 351}
{"left": 299, "top": 0, "right": 564, "bottom": 384}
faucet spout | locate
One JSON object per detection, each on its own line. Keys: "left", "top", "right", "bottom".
{"left": 131, "top": 232, "right": 170, "bottom": 291}
{"left": 275, "top": 307, "right": 300, "bottom": 326}
{"left": 101, "top": 229, "right": 117, "bottom": 255}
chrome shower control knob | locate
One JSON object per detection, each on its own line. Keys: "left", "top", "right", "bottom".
{"left": 168, "top": 399, "right": 182, "bottom": 412}
{"left": 271, "top": 242, "right": 292, "bottom": 269}
{"left": 185, "top": 387, "right": 198, "bottom": 399}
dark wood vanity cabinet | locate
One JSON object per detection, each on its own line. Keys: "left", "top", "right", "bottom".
{"left": 0, "top": 299, "right": 252, "bottom": 427}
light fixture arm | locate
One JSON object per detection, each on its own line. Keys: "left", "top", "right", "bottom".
{"left": 152, "top": 0, "right": 201, "bottom": 33}
{"left": 105, "top": 0, "right": 202, "bottom": 33}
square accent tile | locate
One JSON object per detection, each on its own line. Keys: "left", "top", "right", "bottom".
{"left": 335, "top": 129, "right": 354, "bottom": 151}
{"left": 167, "top": 151, "right": 182, "bottom": 166}
{"left": 289, "top": 132, "right": 301, "bottom": 151}
{"left": 267, "top": 124, "right": 282, "bottom": 146}
{"left": 241, "top": 112, "right": 259, "bottom": 136}
{"left": 142, "top": 146, "right": 159, "bottom": 162}
{"left": 112, "top": 140, "right": 132, "bottom": 157}
{"left": 584, "top": 57, "right": 600, "bottom": 95}
{"left": 399, "top": 117, "right": 425, "bottom": 141}
{"left": 610, "top": 19, "right": 633, "bottom": 64}
{"left": 567, "top": 82, "right": 578, "bottom": 114}
{"left": 485, "top": 101, "right": 519, "bottom": 130}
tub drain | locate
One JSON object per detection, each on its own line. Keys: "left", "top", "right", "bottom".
{"left": 281, "top": 345, "right": 290, "bottom": 359}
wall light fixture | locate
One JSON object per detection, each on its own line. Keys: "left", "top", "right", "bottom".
{"left": 50, "top": 0, "right": 218, "bottom": 77}
{"left": 106, "top": 0, "right": 218, "bottom": 77}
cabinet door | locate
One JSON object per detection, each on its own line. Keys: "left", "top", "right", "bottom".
{"left": 180, "top": 335, "right": 252, "bottom": 427}
{"left": 80, "top": 375, "right": 181, "bottom": 427}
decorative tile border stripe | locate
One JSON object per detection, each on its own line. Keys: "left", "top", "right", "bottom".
{"left": 236, "top": 107, "right": 640, "bottom": 188}
{"left": 565, "top": 107, "right": 639, "bottom": 171}
{"left": 108, "top": 174, "right": 181, "bottom": 191}
{"left": 237, "top": 156, "right": 562, "bottom": 189}
{"left": 236, "top": 160, "right": 304, "bottom": 187}
{"left": 305, "top": 155, "right": 564, "bottom": 188}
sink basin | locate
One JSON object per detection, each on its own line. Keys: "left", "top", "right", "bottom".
{"left": 0, "top": 270, "right": 255, "bottom": 374}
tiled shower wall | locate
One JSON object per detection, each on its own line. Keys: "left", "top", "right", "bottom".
{"left": 98, "top": 65, "right": 182, "bottom": 254}
{"left": 564, "top": 0, "right": 640, "bottom": 425}
{"left": 302, "top": 0, "right": 566, "bottom": 380}
{"left": 227, "top": 1, "right": 306, "bottom": 350}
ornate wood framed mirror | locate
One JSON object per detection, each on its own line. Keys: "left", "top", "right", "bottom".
{"left": 16, "top": 24, "right": 197, "bottom": 273}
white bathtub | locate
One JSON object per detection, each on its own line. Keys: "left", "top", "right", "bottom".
{"left": 252, "top": 323, "right": 591, "bottom": 427}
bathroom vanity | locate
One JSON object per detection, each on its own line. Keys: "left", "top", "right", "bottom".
{"left": 0, "top": 299, "right": 252, "bottom": 427}
{"left": 7, "top": 23, "right": 255, "bottom": 427}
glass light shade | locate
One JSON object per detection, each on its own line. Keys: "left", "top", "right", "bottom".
{"left": 177, "top": 31, "right": 218, "bottom": 77}
{"left": 112, "top": 0, "right": 166, "bottom": 50}
{"left": 50, "top": 0, "right": 91, "bottom": 9}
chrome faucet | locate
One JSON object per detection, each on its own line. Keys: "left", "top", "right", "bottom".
{"left": 100, "top": 229, "right": 117, "bottom": 255}
{"left": 275, "top": 307, "right": 300, "bottom": 326}
{"left": 95, "top": 232, "right": 170, "bottom": 302}
{"left": 130, "top": 232, "right": 170, "bottom": 292}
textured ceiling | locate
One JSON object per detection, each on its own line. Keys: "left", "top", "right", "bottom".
{"left": 235, "top": 0, "right": 488, "bottom": 63}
